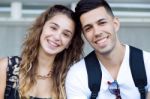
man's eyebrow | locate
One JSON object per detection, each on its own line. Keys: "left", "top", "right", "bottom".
{"left": 97, "top": 18, "right": 106, "bottom": 23}
{"left": 83, "top": 24, "right": 92, "bottom": 30}
{"left": 82, "top": 18, "right": 107, "bottom": 29}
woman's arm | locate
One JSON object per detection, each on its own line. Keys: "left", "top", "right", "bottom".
{"left": 0, "top": 57, "right": 8, "bottom": 99}
{"left": 147, "top": 92, "right": 150, "bottom": 99}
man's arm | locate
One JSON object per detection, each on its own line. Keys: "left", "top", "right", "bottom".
{"left": 146, "top": 52, "right": 150, "bottom": 99}
{"left": 0, "top": 57, "right": 8, "bottom": 99}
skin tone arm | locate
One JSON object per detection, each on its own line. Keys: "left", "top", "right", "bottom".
{"left": 147, "top": 92, "right": 150, "bottom": 99}
{"left": 0, "top": 57, "right": 8, "bottom": 99}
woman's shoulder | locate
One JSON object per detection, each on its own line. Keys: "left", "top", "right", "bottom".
{"left": 8, "top": 56, "right": 21, "bottom": 65}
{"left": 6, "top": 56, "right": 21, "bottom": 94}
{"left": 3, "top": 56, "right": 21, "bottom": 99}
{"left": 7, "top": 56, "right": 21, "bottom": 77}
{"left": 0, "top": 57, "right": 8, "bottom": 73}
{"left": 0, "top": 56, "right": 21, "bottom": 66}
{"left": 0, "top": 56, "right": 21, "bottom": 81}
{"left": 0, "top": 57, "right": 9, "bottom": 98}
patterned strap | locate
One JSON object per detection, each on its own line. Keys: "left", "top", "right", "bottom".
{"left": 5, "top": 56, "right": 21, "bottom": 98}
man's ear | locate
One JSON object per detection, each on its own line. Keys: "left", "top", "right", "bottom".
{"left": 113, "top": 17, "right": 120, "bottom": 33}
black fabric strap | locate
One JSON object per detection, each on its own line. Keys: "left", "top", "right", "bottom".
{"left": 5, "top": 56, "right": 21, "bottom": 99}
{"left": 84, "top": 51, "right": 102, "bottom": 99}
{"left": 129, "top": 46, "right": 147, "bottom": 99}
{"left": 85, "top": 46, "right": 147, "bottom": 99}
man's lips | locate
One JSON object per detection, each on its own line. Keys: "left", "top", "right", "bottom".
{"left": 95, "top": 36, "right": 108, "bottom": 44}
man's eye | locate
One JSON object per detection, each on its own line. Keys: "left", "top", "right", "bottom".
{"left": 50, "top": 26, "right": 57, "bottom": 30}
{"left": 98, "top": 22, "right": 106, "bottom": 25}
{"left": 84, "top": 27, "right": 92, "bottom": 33}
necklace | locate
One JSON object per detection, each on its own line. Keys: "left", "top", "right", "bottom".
{"left": 30, "top": 96, "right": 52, "bottom": 99}
{"left": 36, "top": 71, "right": 52, "bottom": 80}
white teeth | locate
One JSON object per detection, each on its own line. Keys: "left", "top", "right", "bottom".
{"left": 47, "top": 40, "right": 58, "bottom": 47}
{"left": 96, "top": 37, "right": 107, "bottom": 44}
{"left": 50, "top": 42, "right": 57, "bottom": 47}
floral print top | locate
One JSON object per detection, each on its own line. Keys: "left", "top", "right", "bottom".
{"left": 5, "top": 56, "right": 21, "bottom": 99}
{"left": 4, "top": 56, "right": 52, "bottom": 99}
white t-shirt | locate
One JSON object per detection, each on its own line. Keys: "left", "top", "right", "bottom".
{"left": 65, "top": 45, "right": 150, "bottom": 99}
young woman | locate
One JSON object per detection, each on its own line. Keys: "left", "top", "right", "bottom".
{"left": 0, "top": 5, "right": 83, "bottom": 99}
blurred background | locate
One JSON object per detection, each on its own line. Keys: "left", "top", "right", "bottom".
{"left": 0, "top": 0, "right": 150, "bottom": 57}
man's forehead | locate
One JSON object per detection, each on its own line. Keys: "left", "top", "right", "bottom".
{"left": 80, "top": 7, "right": 108, "bottom": 26}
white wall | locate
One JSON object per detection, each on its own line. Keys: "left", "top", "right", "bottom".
{"left": 0, "top": 1, "right": 150, "bottom": 57}
{"left": 0, "top": 21, "right": 30, "bottom": 57}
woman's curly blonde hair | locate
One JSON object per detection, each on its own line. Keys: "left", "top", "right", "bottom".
{"left": 19, "top": 5, "right": 84, "bottom": 99}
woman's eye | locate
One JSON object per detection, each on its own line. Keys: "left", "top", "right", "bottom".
{"left": 63, "top": 32, "right": 71, "bottom": 38}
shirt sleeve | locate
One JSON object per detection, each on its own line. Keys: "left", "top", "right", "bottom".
{"left": 65, "top": 61, "right": 89, "bottom": 99}
{"left": 143, "top": 51, "right": 150, "bottom": 92}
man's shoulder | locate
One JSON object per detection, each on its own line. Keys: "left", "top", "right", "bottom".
{"left": 143, "top": 50, "right": 150, "bottom": 56}
{"left": 128, "top": 45, "right": 150, "bottom": 56}
{"left": 70, "top": 58, "right": 86, "bottom": 71}
{"left": 142, "top": 50, "right": 150, "bottom": 67}
{"left": 67, "top": 58, "right": 88, "bottom": 77}
{"left": 66, "top": 58, "right": 88, "bottom": 82}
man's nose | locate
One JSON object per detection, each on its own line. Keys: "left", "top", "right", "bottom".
{"left": 93, "top": 25, "right": 102, "bottom": 37}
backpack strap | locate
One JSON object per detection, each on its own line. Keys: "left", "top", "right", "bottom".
{"left": 84, "top": 51, "right": 102, "bottom": 99}
{"left": 129, "top": 46, "right": 147, "bottom": 99}
{"left": 85, "top": 46, "right": 147, "bottom": 99}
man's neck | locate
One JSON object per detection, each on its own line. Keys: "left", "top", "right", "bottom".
{"left": 96, "top": 44, "right": 125, "bottom": 79}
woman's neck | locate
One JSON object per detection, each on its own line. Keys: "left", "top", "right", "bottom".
{"left": 38, "top": 48, "right": 56, "bottom": 69}
{"left": 37, "top": 49, "right": 56, "bottom": 74}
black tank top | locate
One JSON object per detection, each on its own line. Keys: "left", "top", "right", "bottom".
{"left": 5, "top": 56, "right": 21, "bottom": 99}
{"left": 4, "top": 56, "right": 52, "bottom": 99}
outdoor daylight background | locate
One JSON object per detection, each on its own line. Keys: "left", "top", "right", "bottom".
{"left": 0, "top": 0, "right": 150, "bottom": 57}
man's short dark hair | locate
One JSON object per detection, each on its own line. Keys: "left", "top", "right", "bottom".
{"left": 75, "top": 0, "right": 114, "bottom": 19}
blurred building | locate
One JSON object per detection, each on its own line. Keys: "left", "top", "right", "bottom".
{"left": 0, "top": 0, "right": 150, "bottom": 57}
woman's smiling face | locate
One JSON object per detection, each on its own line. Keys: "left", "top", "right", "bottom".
{"left": 40, "top": 13, "right": 75, "bottom": 56}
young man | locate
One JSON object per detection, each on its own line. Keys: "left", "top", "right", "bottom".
{"left": 65, "top": 0, "right": 150, "bottom": 99}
